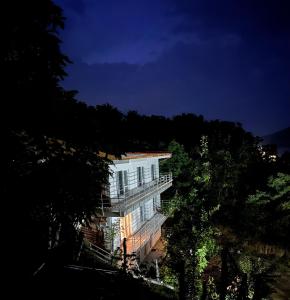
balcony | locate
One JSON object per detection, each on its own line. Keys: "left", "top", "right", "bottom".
{"left": 125, "top": 212, "right": 167, "bottom": 254}
{"left": 103, "top": 173, "right": 172, "bottom": 216}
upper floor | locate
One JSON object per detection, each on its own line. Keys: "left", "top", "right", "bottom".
{"left": 102, "top": 152, "right": 172, "bottom": 216}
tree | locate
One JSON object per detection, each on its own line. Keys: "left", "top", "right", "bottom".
{"left": 5, "top": 131, "right": 110, "bottom": 274}
{"left": 161, "top": 140, "right": 194, "bottom": 196}
{"left": 1, "top": 0, "right": 70, "bottom": 131}
{"left": 162, "top": 129, "right": 285, "bottom": 299}
{"left": 163, "top": 139, "right": 220, "bottom": 300}
{"left": 2, "top": 1, "right": 114, "bottom": 277}
{"left": 245, "top": 173, "right": 290, "bottom": 247}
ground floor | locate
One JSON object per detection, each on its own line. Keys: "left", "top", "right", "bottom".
{"left": 82, "top": 211, "right": 166, "bottom": 263}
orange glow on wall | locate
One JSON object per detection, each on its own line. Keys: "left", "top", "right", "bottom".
{"left": 120, "top": 213, "right": 132, "bottom": 240}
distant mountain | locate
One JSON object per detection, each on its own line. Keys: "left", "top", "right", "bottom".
{"left": 262, "top": 127, "right": 290, "bottom": 154}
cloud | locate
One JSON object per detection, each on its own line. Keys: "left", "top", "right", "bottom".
{"left": 61, "top": 39, "right": 290, "bottom": 135}
{"left": 55, "top": 0, "right": 181, "bottom": 64}
{"left": 55, "top": 0, "right": 290, "bottom": 135}
{"left": 55, "top": 0, "right": 290, "bottom": 66}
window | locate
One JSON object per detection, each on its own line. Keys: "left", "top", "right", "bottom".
{"left": 137, "top": 166, "right": 145, "bottom": 186}
{"left": 153, "top": 196, "right": 157, "bottom": 212}
{"left": 140, "top": 204, "right": 145, "bottom": 222}
{"left": 117, "top": 170, "right": 129, "bottom": 196}
{"left": 124, "top": 170, "right": 128, "bottom": 192}
{"left": 151, "top": 164, "right": 156, "bottom": 180}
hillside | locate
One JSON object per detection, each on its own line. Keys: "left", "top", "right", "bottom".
{"left": 262, "top": 127, "right": 290, "bottom": 154}
{"left": 22, "top": 264, "right": 177, "bottom": 300}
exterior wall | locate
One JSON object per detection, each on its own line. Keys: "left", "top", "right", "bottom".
{"left": 125, "top": 196, "right": 156, "bottom": 235}
{"left": 81, "top": 217, "right": 105, "bottom": 247}
{"left": 108, "top": 157, "right": 159, "bottom": 200}
{"left": 151, "top": 227, "right": 162, "bottom": 248}
{"left": 103, "top": 155, "right": 170, "bottom": 261}
{"left": 131, "top": 207, "right": 140, "bottom": 233}
{"left": 106, "top": 195, "right": 158, "bottom": 249}
{"left": 139, "top": 227, "right": 162, "bottom": 262}
{"left": 156, "top": 194, "right": 161, "bottom": 208}
{"left": 145, "top": 198, "right": 154, "bottom": 220}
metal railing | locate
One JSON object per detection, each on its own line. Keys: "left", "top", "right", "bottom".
{"left": 105, "top": 173, "right": 172, "bottom": 215}
{"left": 126, "top": 212, "right": 167, "bottom": 254}
{"left": 89, "top": 242, "right": 113, "bottom": 265}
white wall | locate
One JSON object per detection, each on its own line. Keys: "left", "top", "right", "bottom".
{"left": 108, "top": 194, "right": 165, "bottom": 251}
{"left": 119, "top": 196, "right": 156, "bottom": 235}
{"left": 107, "top": 157, "right": 166, "bottom": 252}
{"left": 145, "top": 198, "right": 154, "bottom": 220}
{"left": 156, "top": 194, "right": 161, "bottom": 208}
{"left": 108, "top": 157, "right": 160, "bottom": 198}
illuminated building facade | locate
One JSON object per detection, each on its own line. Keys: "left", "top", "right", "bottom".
{"left": 101, "top": 152, "right": 172, "bottom": 262}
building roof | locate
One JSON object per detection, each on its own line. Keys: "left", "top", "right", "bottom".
{"left": 98, "top": 151, "right": 171, "bottom": 161}
{"left": 122, "top": 152, "right": 171, "bottom": 160}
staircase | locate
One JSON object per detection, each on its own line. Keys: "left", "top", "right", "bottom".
{"left": 88, "top": 242, "right": 114, "bottom": 266}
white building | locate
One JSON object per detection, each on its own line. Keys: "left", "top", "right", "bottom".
{"left": 101, "top": 152, "right": 172, "bottom": 262}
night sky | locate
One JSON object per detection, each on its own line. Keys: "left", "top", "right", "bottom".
{"left": 55, "top": 0, "right": 290, "bottom": 136}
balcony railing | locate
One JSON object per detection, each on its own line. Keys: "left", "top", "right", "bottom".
{"left": 104, "top": 173, "right": 172, "bottom": 216}
{"left": 126, "top": 212, "right": 167, "bottom": 254}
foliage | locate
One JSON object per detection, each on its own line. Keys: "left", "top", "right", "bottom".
{"left": 163, "top": 139, "right": 221, "bottom": 299}
{"left": 162, "top": 132, "right": 290, "bottom": 299}
{"left": 2, "top": 0, "right": 70, "bottom": 131}
{"left": 161, "top": 140, "right": 192, "bottom": 178}
{"left": 205, "top": 276, "right": 219, "bottom": 300}
{"left": 2, "top": 1, "right": 119, "bottom": 276}
{"left": 195, "top": 228, "right": 218, "bottom": 275}
{"left": 244, "top": 173, "right": 290, "bottom": 247}
{"left": 5, "top": 130, "right": 110, "bottom": 272}
{"left": 160, "top": 265, "right": 179, "bottom": 288}
{"left": 3, "top": 2, "right": 290, "bottom": 296}
{"left": 161, "top": 140, "right": 194, "bottom": 197}
{"left": 104, "top": 219, "right": 121, "bottom": 252}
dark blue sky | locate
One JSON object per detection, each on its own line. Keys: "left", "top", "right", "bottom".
{"left": 55, "top": 0, "right": 290, "bottom": 136}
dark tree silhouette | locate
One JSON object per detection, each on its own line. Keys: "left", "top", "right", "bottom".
{"left": 2, "top": 1, "right": 112, "bottom": 277}
{"left": 1, "top": 0, "right": 70, "bottom": 131}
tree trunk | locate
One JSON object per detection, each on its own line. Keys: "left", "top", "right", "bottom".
{"left": 220, "top": 247, "right": 229, "bottom": 300}
{"left": 237, "top": 273, "right": 248, "bottom": 300}
{"left": 252, "top": 275, "right": 263, "bottom": 300}
{"left": 201, "top": 280, "right": 208, "bottom": 300}
{"left": 178, "top": 260, "right": 186, "bottom": 300}
{"left": 122, "top": 237, "right": 127, "bottom": 272}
